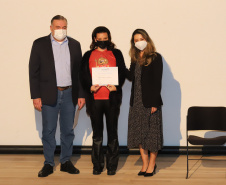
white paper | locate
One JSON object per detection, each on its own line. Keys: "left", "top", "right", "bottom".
{"left": 92, "top": 67, "right": 118, "bottom": 85}
{"left": 73, "top": 109, "right": 80, "bottom": 129}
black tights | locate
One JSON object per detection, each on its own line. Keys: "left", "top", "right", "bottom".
{"left": 90, "top": 100, "right": 119, "bottom": 171}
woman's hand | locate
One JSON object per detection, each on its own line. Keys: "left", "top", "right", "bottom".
{"left": 90, "top": 85, "right": 100, "bottom": 93}
{"left": 106, "top": 85, "right": 117, "bottom": 92}
{"left": 151, "top": 107, "right": 157, "bottom": 114}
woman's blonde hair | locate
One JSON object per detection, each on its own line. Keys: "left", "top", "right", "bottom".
{"left": 129, "top": 29, "right": 157, "bottom": 66}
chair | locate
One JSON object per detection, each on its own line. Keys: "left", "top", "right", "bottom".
{"left": 186, "top": 106, "right": 226, "bottom": 179}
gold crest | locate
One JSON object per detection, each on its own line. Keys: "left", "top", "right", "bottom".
{"left": 96, "top": 57, "right": 109, "bottom": 67}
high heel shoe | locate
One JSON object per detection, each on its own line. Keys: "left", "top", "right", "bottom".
{"left": 144, "top": 164, "right": 157, "bottom": 177}
{"left": 137, "top": 171, "right": 146, "bottom": 176}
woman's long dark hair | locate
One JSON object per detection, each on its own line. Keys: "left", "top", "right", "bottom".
{"left": 90, "top": 26, "right": 115, "bottom": 50}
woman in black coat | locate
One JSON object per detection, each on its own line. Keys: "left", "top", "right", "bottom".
{"left": 80, "top": 26, "right": 126, "bottom": 176}
{"left": 126, "top": 29, "right": 163, "bottom": 177}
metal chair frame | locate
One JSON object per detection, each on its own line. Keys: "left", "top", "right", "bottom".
{"left": 186, "top": 106, "right": 226, "bottom": 179}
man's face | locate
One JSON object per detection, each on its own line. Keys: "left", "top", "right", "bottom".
{"left": 50, "top": 19, "right": 67, "bottom": 41}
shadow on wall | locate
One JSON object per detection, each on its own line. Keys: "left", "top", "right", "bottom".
{"left": 34, "top": 56, "right": 182, "bottom": 147}
{"left": 118, "top": 80, "right": 131, "bottom": 145}
{"left": 161, "top": 56, "right": 182, "bottom": 146}
{"left": 34, "top": 106, "right": 92, "bottom": 145}
{"left": 35, "top": 110, "right": 42, "bottom": 140}
{"left": 73, "top": 108, "right": 92, "bottom": 145}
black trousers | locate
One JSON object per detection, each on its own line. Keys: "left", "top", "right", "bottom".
{"left": 90, "top": 100, "right": 119, "bottom": 171}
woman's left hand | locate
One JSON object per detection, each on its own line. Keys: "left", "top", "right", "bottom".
{"left": 151, "top": 107, "right": 157, "bottom": 114}
{"left": 106, "top": 85, "right": 117, "bottom": 92}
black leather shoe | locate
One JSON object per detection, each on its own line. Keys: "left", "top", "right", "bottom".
{"left": 137, "top": 171, "right": 146, "bottom": 176}
{"left": 38, "top": 164, "right": 53, "bottom": 177}
{"left": 93, "top": 169, "right": 102, "bottom": 175}
{"left": 60, "top": 160, "right": 80, "bottom": 174}
{"left": 107, "top": 170, "right": 116, "bottom": 175}
{"left": 144, "top": 164, "right": 157, "bottom": 177}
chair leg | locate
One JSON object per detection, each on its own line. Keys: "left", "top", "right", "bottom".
{"left": 186, "top": 157, "right": 188, "bottom": 178}
{"left": 186, "top": 141, "right": 189, "bottom": 179}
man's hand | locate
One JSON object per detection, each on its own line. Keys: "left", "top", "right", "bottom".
{"left": 78, "top": 98, "right": 85, "bottom": 110}
{"left": 106, "top": 85, "right": 117, "bottom": 92}
{"left": 33, "top": 98, "right": 42, "bottom": 111}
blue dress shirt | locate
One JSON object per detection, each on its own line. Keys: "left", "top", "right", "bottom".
{"left": 51, "top": 34, "right": 71, "bottom": 87}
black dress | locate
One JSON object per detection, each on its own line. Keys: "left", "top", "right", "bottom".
{"left": 127, "top": 63, "right": 163, "bottom": 152}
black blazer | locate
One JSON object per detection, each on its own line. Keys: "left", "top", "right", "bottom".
{"left": 127, "top": 53, "right": 163, "bottom": 108}
{"left": 29, "top": 34, "right": 85, "bottom": 105}
{"left": 80, "top": 49, "right": 126, "bottom": 115}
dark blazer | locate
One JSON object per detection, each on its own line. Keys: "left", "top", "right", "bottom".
{"left": 29, "top": 34, "right": 85, "bottom": 105}
{"left": 80, "top": 49, "right": 126, "bottom": 116}
{"left": 127, "top": 52, "right": 163, "bottom": 108}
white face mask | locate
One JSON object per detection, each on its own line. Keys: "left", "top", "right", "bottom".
{"left": 135, "top": 40, "right": 147, "bottom": 51}
{"left": 54, "top": 29, "right": 67, "bottom": 41}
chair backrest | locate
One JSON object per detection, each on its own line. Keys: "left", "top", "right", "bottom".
{"left": 187, "top": 106, "right": 226, "bottom": 131}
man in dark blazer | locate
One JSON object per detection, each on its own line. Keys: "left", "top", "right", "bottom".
{"left": 29, "top": 15, "right": 85, "bottom": 177}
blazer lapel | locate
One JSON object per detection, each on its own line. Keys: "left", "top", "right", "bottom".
{"left": 68, "top": 37, "right": 75, "bottom": 73}
{"left": 45, "top": 35, "right": 56, "bottom": 76}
